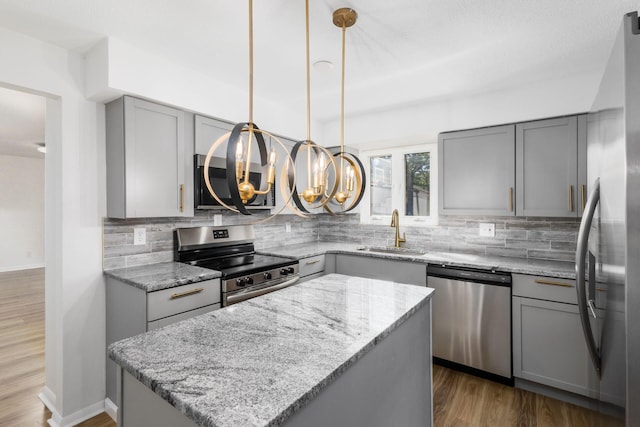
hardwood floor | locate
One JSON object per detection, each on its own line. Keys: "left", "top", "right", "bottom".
{"left": 433, "top": 364, "right": 623, "bottom": 427}
{"left": 0, "top": 268, "right": 625, "bottom": 426}
{"left": 0, "top": 268, "right": 115, "bottom": 427}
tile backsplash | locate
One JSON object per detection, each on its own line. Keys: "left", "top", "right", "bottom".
{"left": 317, "top": 214, "right": 579, "bottom": 262}
{"left": 103, "top": 210, "right": 319, "bottom": 270}
{"left": 103, "top": 211, "right": 579, "bottom": 270}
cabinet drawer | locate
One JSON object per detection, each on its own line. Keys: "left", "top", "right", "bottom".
{"left": 147, "top": 303, "right": 220, "bottom": 330}
{"left": 147, "top": 279, "right": 221, "bottom": 322}
{"left": 512, "top": 273, "right": 576, "bottom": 304}
{"left": 299, "top": 255, "right": 325, "bottom": 277}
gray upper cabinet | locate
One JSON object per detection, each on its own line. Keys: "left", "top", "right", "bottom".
{"left": 194, "top": 115, "right": 233, "bottom": 155}
{"left": 516, "top": 115, "right": 587, "bottom": 217}
{"left": 439, "top": 124, "right": 516, "bottom": 216}
{"left": 106, "top": 96, "right": 192, "bottom": 218}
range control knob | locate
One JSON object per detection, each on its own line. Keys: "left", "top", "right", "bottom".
{"left": 280, "top": 269, "right": 289, "bottom": 276}
{"left": 245, "top": 276, "right": 254, "bottom": 285}
{"left": 287, "top": 267, "right": 295, "bottom": 274}
{"left": 236, "top": 278, "right": 246, "bottom": 287}
{"left": 263, "top": 272, "right": 272, "bottom": 280}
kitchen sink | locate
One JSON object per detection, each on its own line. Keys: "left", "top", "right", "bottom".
{"left": 357, "top": 246, "right": 427, "bottom": 256}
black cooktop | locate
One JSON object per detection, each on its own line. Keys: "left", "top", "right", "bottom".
{"left": 193, "top": 254, "right": 297, "bottom": 278}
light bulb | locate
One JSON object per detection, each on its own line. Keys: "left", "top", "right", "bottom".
{"left": 268, "top": 147, "right": 277, "bottom": 166}
{"left": 235, "top": 137, "right": 244, "bottom": 161}
{"left": 235, "top": 136, "right": 245, "bottom": 181}
{"left": 313, "top": 162, "right": 320, "bottom": 188}
{"left": 346, "top": 165, "right": 355, "bottom": 191}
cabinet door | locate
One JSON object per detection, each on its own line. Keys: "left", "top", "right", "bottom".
{"left": 194, "top": 115, "right": 233, "bottom": 155}
{"left": 512, "top": 296, "right": 599, "bottom": 398}
{"left": 577, "top": 114, "right": 588, "bottom": 216}
{"left": 516, "top": 116, "right": 579, "bottom": 217}
{"left": 438, "top": 125, "right": 515, "bottom": 216}
{"left": 335, "top": 254, "right": 426, "bottom": 286}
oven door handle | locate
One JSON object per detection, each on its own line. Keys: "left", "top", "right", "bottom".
{"left": 226, "top": 276, "right": 300, "bottom": 305}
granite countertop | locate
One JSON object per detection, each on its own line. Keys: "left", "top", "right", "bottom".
{"left": 108, "top": 274, "right": 434, "bottom": 427}
{"left": 103, "top": 262, "right": 221, "bottom": 292}
{"left": 260, "top": 242, "right": 576, "bottom": 279}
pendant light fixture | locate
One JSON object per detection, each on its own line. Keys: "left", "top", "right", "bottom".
{"left": 325, "top": 7, "right": 366, "bottom": 214}
{"left": 203, "top": 0, "right": 296, "bottom": 218}
{"left": 287, "top": 0, "right": 339, "bottom": 215}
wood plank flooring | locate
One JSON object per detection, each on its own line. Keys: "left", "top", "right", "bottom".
{"left": 433, "top": 364, "right": 624, "bottom": 427}
{"left": 0, "top": 268, "right": 114, "bottom": 427}
{"left": 0, "top": 268, "right": 625, "bottom": 427}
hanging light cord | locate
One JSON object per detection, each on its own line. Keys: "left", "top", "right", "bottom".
{"left": 305, "top": 0, "right": 312, "bottom": 182}
{"left": 244, "top": 0, "right": 255, "bottom": 184}
{"left": 339, "top": 21, "right": 346, "bottom": 192}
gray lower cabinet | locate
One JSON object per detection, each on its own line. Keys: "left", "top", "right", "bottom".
{"left": 512, "top": 274, "right": 599, "bottom": 398}
{"left": 298, "top": 254, "right": 326, "bottom": 283}
{"left": 105, "top": 277, "right": 221, "bottom": 403}
{"left": 106, "top": 96, "right": 192, "bottom": 218}
{"left": 516, "top": 115, "right": 587, "bottom": 217}
{"left": 334, "top": 254, "right": 426, "bottom": 286}
{"left": 438, "top": 124, "right": 516, "bottom": 216}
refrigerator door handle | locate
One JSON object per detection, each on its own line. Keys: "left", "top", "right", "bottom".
{"left": 575, "top": 177, "right": 601, "bottom": 377}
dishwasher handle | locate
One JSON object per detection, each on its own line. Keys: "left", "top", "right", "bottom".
{"left": 427, "top": 264, "right": 512, "bottom": 286}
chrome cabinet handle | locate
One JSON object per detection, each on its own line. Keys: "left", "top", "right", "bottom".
{"left": 170, "top": 287, "right": 204, "bottom": 299}
{"left": 581, "top": 184, "right": 586, "bottom": 212}
{"left": 305, "top": 260, "right": 321, "bottom": 265}
{"left": 534, "top": 279, "right": 573, "bottom": 288}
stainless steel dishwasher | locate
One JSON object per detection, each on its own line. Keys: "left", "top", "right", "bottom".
{"left": 427, "top": 264, "right": 512, "bottom": 383}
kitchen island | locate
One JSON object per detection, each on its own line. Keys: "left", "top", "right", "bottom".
{"left": 108, "top": 273, "right": 434, "bottom": 427}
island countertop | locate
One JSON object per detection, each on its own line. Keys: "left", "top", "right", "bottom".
{"left": 108, "top": 273, "right": 434, "bottom": 427}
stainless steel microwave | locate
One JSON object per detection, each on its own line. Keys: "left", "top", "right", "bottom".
{"left": 194, "top": 154, "right": 275, "bottom": 209}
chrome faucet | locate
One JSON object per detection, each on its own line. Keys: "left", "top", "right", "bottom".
{"left": 390, "top": 209, "right": 406, "bottom": 248}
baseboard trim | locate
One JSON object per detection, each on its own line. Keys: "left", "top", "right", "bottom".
{"left": 105, "top": 398, "right": 118, "bottom": 422}
{"left": 39, "top": 396, "right": 106, "bottom": 427}
{"left": 0, "top": 263, "right": 45, "bottom": 273}
{"left": 39, "top": 386, "right": 62, "bottom": 427}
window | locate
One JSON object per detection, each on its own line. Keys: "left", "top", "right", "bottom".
{"left": 361, "top": 144, "right": 437, "bottom": 226}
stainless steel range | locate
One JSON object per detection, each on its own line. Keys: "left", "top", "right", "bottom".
{"left": 174, "top": 225, "right": 299, "bottom": 306}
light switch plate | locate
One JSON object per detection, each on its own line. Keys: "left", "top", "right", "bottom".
{"left": 285, "top": 223, "right": 291, "bottom": 233}
{"left": 213, "top": 214, "right": 223, "bottom": 226}
{"left": 133, "top": 227, "right": 147, "bottom": 245}
{"left": 479, "top": 223, "right": 495, "bottom": 237}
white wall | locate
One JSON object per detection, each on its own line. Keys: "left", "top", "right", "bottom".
{"left": 0, "top": 154, "right": 45, "bottom": 271}
{"left": 85, "top": 37, "right": 316, "bottom": 143}
{"left": 0, "top": 26, "right": 106, "bottom": 426}
{"left": 321, "top": 69, "right": 602, "bottom": 148}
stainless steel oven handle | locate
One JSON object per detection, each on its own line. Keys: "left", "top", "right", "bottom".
{"left": 226, "top": 276, "right": 300, "bottom": 305}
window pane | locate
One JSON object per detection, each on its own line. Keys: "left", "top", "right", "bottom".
{"left": 405, "top": 152, "right": 430, "bottom": 216}
{"left": 370, "top": 155, "right": 392, "bottom": 215}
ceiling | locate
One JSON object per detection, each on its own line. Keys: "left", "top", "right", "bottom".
{"left": 0, "top": 0, "right": 640, "bottom": 150}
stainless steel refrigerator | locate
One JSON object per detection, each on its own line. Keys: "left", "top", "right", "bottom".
{"left": 577, "top": 11, "right": 640, "bottom": 425}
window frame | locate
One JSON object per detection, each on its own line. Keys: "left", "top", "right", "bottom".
{"left": 360, "top": 143, "right": 438, "bottom": 226}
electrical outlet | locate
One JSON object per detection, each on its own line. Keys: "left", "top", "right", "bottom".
{"left": 285, "top": 223, "right": 291, "bottom": 233}
{"left": 479, "top": 223, "right": 495, "bottom": 237}
{"left": 133, "top": 227, "right": 147, "bottom": 245}
{"left": 213, "top": 214, "right": 223, "bottom": 226}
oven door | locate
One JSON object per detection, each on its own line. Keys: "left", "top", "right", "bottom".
{"left": 223, "top": 276, "right": 300, "bottom": 306}
{"left": 194, "top": 155, "right": 274, "bottom": 209}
